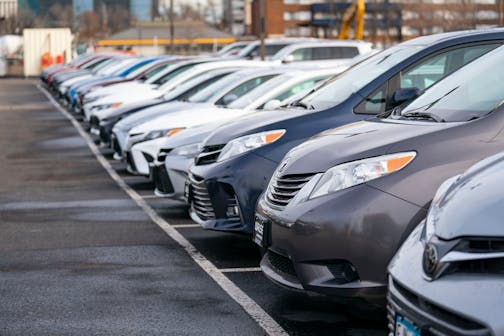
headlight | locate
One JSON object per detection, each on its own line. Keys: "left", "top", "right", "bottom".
{"left": 144, "top": 127, "right": 185, "bottom": 141}
{"left": 84, "top": 95, "right": 104, "bottom": 104}
{"left": 309, "top": 152, "right": 417, "bottom": 200}
{"left": 170, "top": 142, "right": 201, "bottom": 157}
{"left": 217, "top": 130, "right": 286, "bottom": 162}
{"left": 424, "top": 175, "right": 460, "bottom": 242}
{"left": 92, "top": 102, "right": 123, "bottom": 111}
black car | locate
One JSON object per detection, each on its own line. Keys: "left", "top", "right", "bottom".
{"left": 187, "top": 28, "right": 504, "bottom": 234}
{"left": 254, "top": 44, "right": 504, "bottom": 305}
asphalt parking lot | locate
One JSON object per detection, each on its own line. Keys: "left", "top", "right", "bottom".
{"left": 0, "top": 78, "right": 386, "bottom": 335}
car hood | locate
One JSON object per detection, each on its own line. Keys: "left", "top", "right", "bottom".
{"left": 91, "top": 87, "right": 159, "bottom": 106}
{"left": 161, "top": 116, "right": 253, "bottom": 150}
{"left": 434, "top": 152, "right": 504, "bottom": 240}
{"left": 130, "top": 106, "right": 250, "bottom": 135}
{"left": 86, "top": 81, "right": 154, "bottom": 99}
{"left": 114, "top": 101, "right": 201, "bottom": 131}
{"left": 204, "top": 108, "right": 308, "bottom": 145}
{"left": 279, "top": 119, "right": 455, "bottom": 175}
{"left": 100, "top": 98, "right": 164, "bottom": 121}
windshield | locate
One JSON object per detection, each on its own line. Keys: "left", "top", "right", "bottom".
{"left": 125, "top": 59, "right": 157, "bottom": 79}
{"left": 152, "top": 63, "right": 198, "bottom": 86}
{"left": 299, "top": 45, "right": 424, "bottom": 110}
{"left": 92, "top": 58, "right": 118, "bottom": 74}
{"left": 227, "top": 73, "right": 293, "bottom": 109}
{"left": 144, "top": 63, "right": 174, "bottom": 83}
{"left": 188, "top": 71, "right": 248, "bottom": 103}
{"left": 400, "top": 46, "right": 504, "bottom": 122}
{"left": 163, "top": 70, "right": 233, "bottom": 101}
{"left": 97, "top": 58, "right": 132, "bottom": 75}
{"left": 109, "top": 59, "right": 139, "bottom": 76}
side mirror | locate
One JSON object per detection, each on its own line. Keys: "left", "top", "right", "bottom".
{"left": 263, "top": 99, "right": 282, "bottom": 110}
{"left": 391, "top": 87, "right": 421, "bottom": 108}
{"left": 222, "top": 93, "right": 238, "bottom": 106}
{"left": 248, "top": 50, "right": 259, "bottom": 60}
{"left": 282, "top": 54, "right": 295, "bottom": 64}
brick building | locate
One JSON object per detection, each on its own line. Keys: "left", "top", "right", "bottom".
{"left": 250, "top": 0, "right": 504, "bottom": 45}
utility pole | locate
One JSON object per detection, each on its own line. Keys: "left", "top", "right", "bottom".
{"left": 500, "top": 0, "right": 504, "bottom": 26}
{"left": 169, "top": 0, "right": 174, "bottom": 54}
{"left": 259, "top": 0, "right": 265, "bottom": 60}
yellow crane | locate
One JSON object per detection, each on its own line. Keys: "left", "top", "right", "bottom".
{"left": 338, "top": 0, "right": 366, "bottom": 40}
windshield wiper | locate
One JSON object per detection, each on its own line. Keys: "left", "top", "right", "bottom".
{"left": 401, "top": 111, "right": 445, "bottom": 122}
{"left": 377, "top": 106, "right": 401, "bottom": 119}
{"left": 290, "top": 101, "right": 314, "bottom": 110}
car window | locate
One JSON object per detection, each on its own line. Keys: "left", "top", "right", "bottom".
{"left": 354, "top": 83, "right": 388, "bottom": 114}
{"left": 216, "top": 75, "right": 277, "bottom": 106}
{"left": 272, "top": 76, "right": 330, "bottom": 102}
{"left": 290, "top": 48, "right": 312, "bottom": 61}
{"left": 143, "top": 63, "right": 173, "bottom": 82}
{"left": 400, "top": 43, "right": 499, "bottom": 91}
{"left": 354, "top": 43, "right": 501, "bottom": 115}
{"left": 314, "top": 46, "right": 359, "bottom": 60}
{"left": 152, "top": 64, "right": 195, "bottom": 86}
{"left": 266, "top": 44, "right": 288, "bottom": 56}
{"left": 299, "top": 46, "right": 424, "bottom": 110}
{"left": 173, "top": 73, "right": 229, "bottom": 101}
{"left": 400, "top": 45, "right": 504, "bottom": 122}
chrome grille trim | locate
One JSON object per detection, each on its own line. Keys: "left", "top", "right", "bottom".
{"left": 266, "top": 172, "right": 316, "bottom": 209}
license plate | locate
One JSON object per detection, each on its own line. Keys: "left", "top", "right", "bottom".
{"left": 253, "top": 215, "right": 270, "bottom": 247}
{"left": 395, "top": 315, "right": 421, "bottom": 336}
{"left": 90, "top": 127, "right": 100, "bottom": 136}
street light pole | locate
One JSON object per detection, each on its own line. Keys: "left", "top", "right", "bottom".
{"left": 259, "top": 0, "right": 266, "bottom": 61}
{"left": 500, "top": 0, "right": 504, "bottom": 26}
{"left": 169, "top": 0, "right": 174, "bottom": 54}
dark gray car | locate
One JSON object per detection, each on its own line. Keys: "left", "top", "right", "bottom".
{"left": 388, "top": 151, "right": 504, "bottom": 336}
{"left": 254, "top": 44, "right": 504, "bottom": 305}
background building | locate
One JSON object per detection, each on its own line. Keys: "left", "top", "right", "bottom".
{"left": 250, "top": 0, "right": 503, "bottom": 45}
{"left": 223, "top": 0, "right": 250, "bottom": 35}
{"left": 0, "top": 0, "right": 17, "bottom": 19}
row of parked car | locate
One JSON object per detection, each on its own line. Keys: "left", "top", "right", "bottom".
{"left": 41, "top": 31, "right": 504, "bottom": 335}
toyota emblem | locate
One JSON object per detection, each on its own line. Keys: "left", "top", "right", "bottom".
{"left": 278, "top": 157, "right": 290, "bottom": 173}
{"left": 422, "top": 242, "right": 438, "bottom": 279}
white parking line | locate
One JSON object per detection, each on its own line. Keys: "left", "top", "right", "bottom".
{"left": 171, "top": 224, "right": 201, "bottom": 228}
{"left": 220, "top": 267, "right": 262, "bottom": 273}
{"left": 140, "top": 194, "right": 159, "bottom": 199}
{"left": 38, "top": 84, "right": 288, "bottom": 336}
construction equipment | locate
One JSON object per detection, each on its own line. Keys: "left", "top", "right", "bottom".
{"left": 339, "top": 0, "right": 365, "bottom": 40}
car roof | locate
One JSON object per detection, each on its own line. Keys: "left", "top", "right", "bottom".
{"left": 403, "top": 27, "right": 504, "bottom": 46}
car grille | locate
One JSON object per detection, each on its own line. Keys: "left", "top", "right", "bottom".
{"left": 89, "top": 115, "right": 99, "bottom": 129}
{"left": 126, "top": 151, "right": 137, "bottom": 172}
{"left": 157, "top": 148, "right": 173, "bottom": 163}
{"left": 388, "top": 279, "right": 490, "bottom": 336}
{"left": 152, "top": 164, "right": 174, "bottom": 194}
{"left": 112, "top": 136, "right": 121, "bottom": 154}
{"left": 326, "top": 261, "right": 359, "bottom": 284}
{"left": 189, "top": 173, "right": 215, "bottom": 220}
{"left": 266, "top": 173, "right": 316, "bottom": 209}
{"left": 267, "top": 250, "right": 297, "bottom": 277}
{"left": 194, "top": 144, "right": 225, "bottom": 165}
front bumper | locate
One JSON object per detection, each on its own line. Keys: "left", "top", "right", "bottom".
{"left": 387, "top": 223, "right": 500, "bottom": 336}
{"left": 255, "top": 183, "right": 426, "bottom": 304}
{"left": 187, "top": 152, "right": 279, "bottom": 234}
{"left": 150, "top": 154, "right": 192, "bottom": 202}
